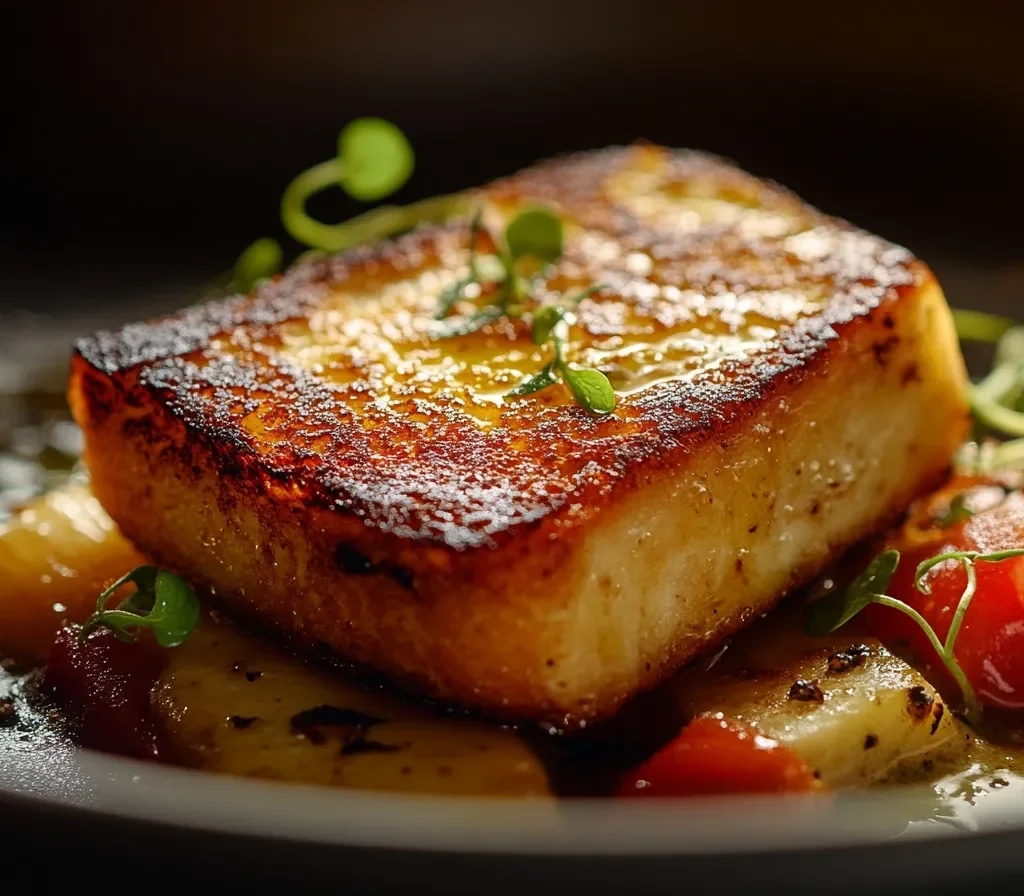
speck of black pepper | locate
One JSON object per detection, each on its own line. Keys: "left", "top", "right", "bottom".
{"left": 0, "top": 698, "right": 17, "bottom": 727}
{"left": 340, "top": 738, "right": 402, "bottom": 756}
{"left": 827, "top": 652, "right": 856, "bottom": 674}
{"left": 334, "top": 543, "right": 376, "bottom": 575}
{"left": 388, "top": 565, "right": 415, "bottom": 591}
{"left": 864, "top": 734, "right": 878, "bottom": 750}
{"left": 907, "top": 685, "right": 934, "bottom": 719}
{"left": 245, "top": 670, "right": 263, "bottom": 682}
{"left": 788, "top": 679, "right": 825, "bottom": 703}
{"left": 991, "top": 778, "right": 1010, "bottom": 789}
{"left": 290, "top": 704, "right": 384, "bottom": 746}
{"left": 230, "top": 715, "right": 259, "bottom": 730}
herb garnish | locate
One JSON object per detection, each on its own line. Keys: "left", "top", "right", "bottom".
{"left": 79, "top": 566, "right": 200, "bottom": 648}
{"left": 953, "top": 309, "right": 1024, "bottom": 473}
{"left": 432, "top": 205, "right": 565, "bottom": 334}
{"left": 432, "top": 206, "right": 614, "bottom": 414}
{"left": 505, "top": 285, "right": 614, "bottom": 414}
{"left": 232, "top": 237, "right": 285, "bottom": 294}
{"left": 935, "top": 494, "right": 974, "bottom": 529}
{"left": 805, "top": 547, "right": 1024, "bottom": 726}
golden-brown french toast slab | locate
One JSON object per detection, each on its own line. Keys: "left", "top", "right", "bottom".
{"left": 69, "top": 145, "right": 970, "bottom": 727}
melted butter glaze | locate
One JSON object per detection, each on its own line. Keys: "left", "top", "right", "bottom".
{"left": 74, "top": 145, "right": 922, "bottom": 549}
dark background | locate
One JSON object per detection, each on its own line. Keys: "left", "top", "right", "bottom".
{"left": 1, "top": 4, "right": 1024, "bottom": 883}
{"left": 2, "top": 0, "right": 1022, "bottom": 317}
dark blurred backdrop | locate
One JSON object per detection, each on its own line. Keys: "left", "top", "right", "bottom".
{"left": 2, "top": 0, "right": 1021, "bottom": 317}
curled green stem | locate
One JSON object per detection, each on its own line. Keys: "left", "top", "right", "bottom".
{"left": 281, "top": 158, "right": 468, "bottom": 252}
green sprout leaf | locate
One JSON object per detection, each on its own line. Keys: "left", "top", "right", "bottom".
{"left": 952, "top": 309, "right": 1016, "bottom": 344}
{"left": 337, "top": 117, "right": 415, "bottom": 202}
{"left": 506, "top": 362, "right": 559, "bottom": 397}
{"left": 561, "top": 366, "right": 616, "bottom": 416}
{"left": 435, "top": 275, "right": 477, "bottom": 321}
{"left": 80, "top": 565, "right": 200, "bottom": 648}
{"left": 232, "top": 237, "right": 283, "bottom": 293}
{"left": 530, "top": 305, "right": 566, "bottom": 345}
{"left": 935, "top": 494, "right": 974, "bottom": 530}
{"left": 562, "top": 283, "right": 606, "bottom": 305}
{"left": 147, "top": 571, "right": 203, "bottom": 647}
{"left": 805, "top": 546, "right": 1024, "bottom": 727}
{"left": 431, "top": 306, "right": 506, "bottom": 339}
{"left": 995, "top": 326, "right": 1024, "bottom": 368}
{"left": 504, "top": 207, "right": 564, "bottom": 265}
{"left": 804, "top": 549, "right": 900, "bottom": 635}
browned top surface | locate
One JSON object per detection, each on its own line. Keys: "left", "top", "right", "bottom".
{"left": 75, "top": 145, "right": 922, "bottom": 550}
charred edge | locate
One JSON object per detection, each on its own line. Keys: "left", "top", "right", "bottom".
{"left": 870, "top": 336, "right": 901, "bottom": 368}
{"left": 901, "top": 362, "right": 921, "bottom": 385}
{"left": 931, "top": 702, "right": 945, "bottom": 735}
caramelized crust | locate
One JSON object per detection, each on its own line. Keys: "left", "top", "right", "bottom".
{"left": 70, "top": 145, "right": 970, "bottom": 725}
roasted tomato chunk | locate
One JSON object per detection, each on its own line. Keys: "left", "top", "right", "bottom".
{"left": 617, "top": 716, "right": 819, "bottom": 797}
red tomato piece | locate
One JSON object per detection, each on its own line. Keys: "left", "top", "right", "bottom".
{"left": 863, "top": 493, "right": 1024, "bottom": 711}
{"left": 617, "top": 716, "right": 820, "bottom": 797}
{"left": 43, "top": 626, "right": 164, "bottom": 759}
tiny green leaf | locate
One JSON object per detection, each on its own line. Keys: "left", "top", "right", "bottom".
{"left": 561, "top": 366, "right": 616, "bottom": 415}
{"left": 147, "top": 571, "right": 202, "bottom": 648}
{"left": 995, "top": 326, "right": 1024, "bottom": 368}
{"left": 805, "top": 549, "right": 901, "bottom": 635}
{"left": 952, "top": 308, "right": 1016, "bottom": 344}
{"left": 232, "top": 237, "right": 283, "bottom": 293}
{"left": 435, "top": 276, "right": 475, "bottom": 320}
{"left": 338, "top": 117, "right": 414, "bottom": 202}
{"left": 935, "top": 494, "right": 974, "bottom": 530}
{"left": 531, "top": 305, "right": 566, "bottom": 345}
{"left": 562, "top": 282, "right": 607, "bottom": 305}
{"left": 475, "top": 254, "right": 508, "bottom": 284}
{"left": 506, "top": 362, "right": 559, "bottom": 398}
{"left": 504, "top": 207, "right": 564, "bottom": 265}
{"left": 432, "top": 306, "right": 505, "bottom": 339}
{"left": 80, "top": 565, "right": 200, "bottom": 648}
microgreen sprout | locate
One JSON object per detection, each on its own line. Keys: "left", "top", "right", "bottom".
{"left": 232, "top": 237, "right": 284, "bottom": 293}
{"left": 934, "top": 493, "right": 974, "bottom": 529}
{"left": 953, "top": 309, "right": 1024, "bottom": 472}
{"left": 278, "top": 118, "right": 466, "bottom": 253}
{"left": 79, "top": 566, "right": 200, "bottom": 648}
{"left": 805, "top": 547, "right": 1024, "bottom": 726}
{"left": 506, "top": 284, "right": 614, "bottom": 415}
{"left": 431, "top": 206, "right": 614, "bottom": 414}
